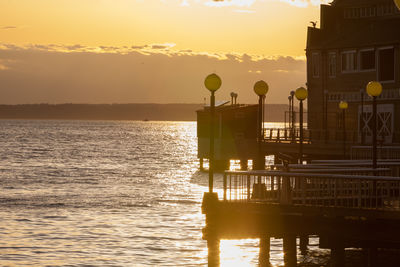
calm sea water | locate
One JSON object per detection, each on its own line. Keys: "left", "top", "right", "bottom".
{"left": 0, "top": 120, "right": 326, "bottom": 266}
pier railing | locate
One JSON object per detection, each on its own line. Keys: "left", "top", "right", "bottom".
{"left": 263, "top": 128, "right": 400, "bottom": 145}
{"left": 263, "top": 128, "right": 358, "bottom": 144}
{"left": 272, "top": 161, "right": 400, "bottom": 177}
{"left": 223, "top": 170, "right": 400, "bottom": 211}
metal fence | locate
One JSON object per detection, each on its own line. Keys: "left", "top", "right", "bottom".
{"left": 223, "top": 170, "right": 400, "bottom": 211}
{"left": 263, "top": 128, "right": 359, "bottom": 144}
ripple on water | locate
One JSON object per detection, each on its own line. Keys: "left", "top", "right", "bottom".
{"left": 0, "top": 120, "right": 301, "bottom": 266}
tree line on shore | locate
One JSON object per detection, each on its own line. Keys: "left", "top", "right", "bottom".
{"left": 0, "top": 103, "right": 296, "bottom": 122}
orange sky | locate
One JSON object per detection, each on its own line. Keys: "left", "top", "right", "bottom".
{"left": 0, "top": 0, "right": 327, "bottom": 104}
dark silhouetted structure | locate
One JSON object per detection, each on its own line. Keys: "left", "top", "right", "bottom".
{"left": 306, "top": 0, "right": 400, "bottom": 144}
{"left": 197, "top": 103, "right": 258, "bottom": 171}
{"left": 201, "top": 1, "right": 400, "bottom": 266}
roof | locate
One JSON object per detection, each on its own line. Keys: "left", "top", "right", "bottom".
{"left": 307, "top": 0, "right": 400, "bottom": 50}
{"left": 308, "top": 17, "right": 400, "bottom": 49}
{"left": 331, "top": 0, "right": 394, "bottom": 7}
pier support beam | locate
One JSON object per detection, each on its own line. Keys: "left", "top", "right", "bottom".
{"left": 200, "top": 158, "right": 204, "bottom": 171}
{"left": 259, "top": 236, "right": 270, "bottom": 266}
{"left": 330, "top": 246, "right": 345, "bottom": 267}
{"left": 214, "top": 159, "right": 230, "bottom": 172}
{"left": 240, "top": 159, "right": 248, "bottom": 170}
{"left": 367, "top": 247, "right": 378, "bottom": 267}
{"left": 207, "top": 238, "right": 220, "bottom": 267}
{"left": 300, "top": 235, "right": 309, "bottom": 255}
{"left": 283, "top": 235, "right": 297, "bottom": 267}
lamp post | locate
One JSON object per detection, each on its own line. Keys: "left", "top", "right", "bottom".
{"left": 254, "top": 80, "right": 269, "bottom": 170}
{"left": 339, "top": 101, "right": 348, "bottom": 157}
{"left": 204, "top": 73, "right": 222, "bottom": 193}
{"left": 290, "top": 90, "right": 295, "bottom": 142}
{"left": 295, "top": 87, "right": 308, "bottom": 164}
{"left": 230, "top": 92, "right": 235, "bottom": 105}
{"left": 288, "top": 95, "right": 292, "bottom": 130}
{"left": 366, "top": 81, "right": 382, "bottom": 169}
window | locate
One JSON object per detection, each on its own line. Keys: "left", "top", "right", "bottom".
{"left": 341, "top": 51, "right": 357, "bottom": 72}
{"left": 360, "top": 6, "right": 376, "bottom": 17}
{"left": 328, "top": 52, "right": 336, "bottom": 77}
{"left": 360, "top": 49, "right": 375, "bottom": 70}
{"left": 378, "top": 47, "right": 394, "bottom": 82}
{"left": 378, "top": 3, "right": 395, "bottom": 16}
{"left": 312, "top": 53, "right": 320, "bottom": 77}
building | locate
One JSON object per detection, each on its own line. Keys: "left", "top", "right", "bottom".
{"left": 306, "top": 0, "right": 400, "bottom": 144}
{"left": 197, "top": 103, "right": 258, "bottom": 170}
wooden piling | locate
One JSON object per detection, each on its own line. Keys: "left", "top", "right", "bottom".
{"left": 367, "top": 247, "right": 377, "bottom": 267}
{"left": 259, "top": 236, "right": 270, "bottom": 266}
{"left": 330, "top": 246, "right": 345, "bottom": 267}
{"left": 283, "top": 235, "right": 297, "bottom": 267}
{"left": 240, "top": 159, "right": 248, "bottom": 170}
{"left": 300, "top": 235, "right": 308, "bottom": 255}
{"left": 207, "top": 237, "right": 220, "bottom": 267}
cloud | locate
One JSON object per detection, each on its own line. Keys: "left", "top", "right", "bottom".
{"left": 0, "top": 61, "right": 8, "bottom": 70}
{"left": 205, "top": 0, "right": 256, "bottom": 7}
{"left": 132, "top": 45, "right": 148, "bottom": 49}
{"left": 181, "top": 0, "right": 190, "bottom": 6}
{"left": 233, "top": 9, "right": 256, "bottom": 13}
{"left": 207, "top": 0, "right": 330, "bottom": 8}
{"left": 0, "top": 43, "right": 305, "bottom": 105}
{"left": 1, "top": 26, "right": 18, "bottom": 30}
{"left": 278, "top": 0, "right": 331, "bottom": 7}
{"left": 151, "top": 43, "right": 176, "bottom": 50}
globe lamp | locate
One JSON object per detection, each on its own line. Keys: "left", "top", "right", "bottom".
{"left": 204, "top": 73, "right": 222, "bottom": 92}
{"left": 253, "top": 80, "right": 269, "bottom": 96}
{"left": 295, "top": 87, "right": 308, "bottom": 101}
{"left": 339, "top": 101, "right": 348, "bottom": 110}
{"left": 366, "top": 81, "right": 382, "bottom": 97}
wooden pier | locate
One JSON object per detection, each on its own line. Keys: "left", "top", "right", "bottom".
{"left": 262, "top": 128, "right": 400, "bottom": 161}
{"left": 202, "top": 161, "right": 400, "bottom": 266}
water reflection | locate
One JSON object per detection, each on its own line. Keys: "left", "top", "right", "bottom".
{"left": 208, "top": 239, "right": 269, "bottom": 267}
{"left": 206, "top": 236, "right": 333, "bottom": 267}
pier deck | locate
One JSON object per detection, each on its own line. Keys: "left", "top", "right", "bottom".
{"left": 202, "top": 166, "right": 400, "bottom": 266}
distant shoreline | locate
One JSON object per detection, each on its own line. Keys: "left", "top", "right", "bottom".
{"left": 0, "top": 103, "right": 292, "bottom": 122}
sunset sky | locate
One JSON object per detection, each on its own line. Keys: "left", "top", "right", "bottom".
{"left": 0, "top": 0, "right": 328, "bottom": 104}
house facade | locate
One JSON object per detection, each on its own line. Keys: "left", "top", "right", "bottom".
{"left": 306, "top": 0, "right": 400, "bottom": 144}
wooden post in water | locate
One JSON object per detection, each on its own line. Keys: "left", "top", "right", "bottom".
{"left": 259, "top": 236, "right": 270, "bottom": 266}
{"left": 300, "top": 235, "right": 309, "bottom": 255}
{"left": 240, "top": 159, "right": 248, "bottom": 170}
{"left": 367, "top": 247, "right": 378, "bottom": 267}
{"left": 283, "top": 234, "right": 297, "bottom": 267}
{"left": 331, "top": 244, "right": 345, "bottom": 267}
{"left": 207, "top": 237, "right": 220, "bottom": 267}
